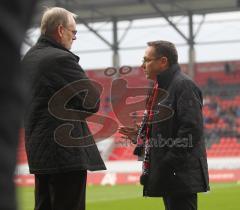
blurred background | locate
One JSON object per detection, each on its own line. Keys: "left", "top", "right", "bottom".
{"left": 17, "top": 1, "right": 240, "bottom": 210}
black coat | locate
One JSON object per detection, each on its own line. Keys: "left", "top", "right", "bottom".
{"left": 22, "top": 35, "right": 106, "bottom": 174}
{"left": 136, "top": 64, "right": 210, "bottom": 197}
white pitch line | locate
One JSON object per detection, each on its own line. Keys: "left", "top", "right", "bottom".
{"left": 87, "top": 194, "right": 142, "bottom": 203}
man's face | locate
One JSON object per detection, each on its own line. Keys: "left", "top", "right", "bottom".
{"left": 141, "top": 46, "right": 168, "bottom": 80}
{"left": 60, "top": 15, "right": 77, "bottom": 50}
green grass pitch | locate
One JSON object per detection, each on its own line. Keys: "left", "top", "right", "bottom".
{"left": 17, "top": 182, "right": 240, "bottom": 210}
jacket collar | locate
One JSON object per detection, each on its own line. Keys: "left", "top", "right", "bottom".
{"left": 156, "top": 64, "right": 180, "bottom": 90}
{"left": 37, "top": 35, "right": 80, "bottom": 62}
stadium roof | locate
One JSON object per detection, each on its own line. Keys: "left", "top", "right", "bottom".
{"left": 34, "top": 0, "right": 240, "bottom": 24}
{"left": 29, "top": 0, "right": 240, "bottom": 77}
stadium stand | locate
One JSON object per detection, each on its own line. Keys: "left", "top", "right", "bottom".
{"left": 17, "top": 129, "right": 27, "bottom": 165}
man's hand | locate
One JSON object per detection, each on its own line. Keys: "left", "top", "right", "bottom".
{"left": 118, "top": 125, "right": 139, "bottom": 144}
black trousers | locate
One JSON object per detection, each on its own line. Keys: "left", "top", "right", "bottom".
{"left": 34, "top": 170, "right": 87, "bottom": 210}
{"left": 163, "top": 193, "right": 197, "bottom": 210}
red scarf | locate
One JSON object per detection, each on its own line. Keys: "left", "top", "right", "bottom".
{"left": 139, "top": 81, "right": 159, "bottom": 184}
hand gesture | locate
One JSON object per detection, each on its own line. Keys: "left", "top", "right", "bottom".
{"left": 118, "top": 125, "right": 139, "bottom": 144}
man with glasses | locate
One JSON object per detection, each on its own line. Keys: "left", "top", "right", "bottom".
{"left": 22, "top": 7, "right": 106, "bottom": 210}
{"left": 119, "top": 41, "right": 210, "bottom": 210}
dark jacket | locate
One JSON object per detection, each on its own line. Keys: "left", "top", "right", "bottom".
{"left": 22, "top": 35, "right": 106, "bottom": 174}
{"left": 136, "top": 64, "right": 210, "bottom": 197}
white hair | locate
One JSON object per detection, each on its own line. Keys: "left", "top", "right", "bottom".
{"left": 40, "top": 7, "right": 77, "bottom": 35}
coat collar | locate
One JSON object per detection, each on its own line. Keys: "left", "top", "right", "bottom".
{"left": 37, "top": 35, "right": 80, "bottom": 62}
{"left": 156, "top": 64, "right": 180, "bottom": 90}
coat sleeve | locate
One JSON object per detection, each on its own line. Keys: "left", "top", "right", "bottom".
{"left": 163, "top": 79, "right": 204, "bottom": 167}
{"left": 48, "top": 53, "right": 101, "bottom": 115}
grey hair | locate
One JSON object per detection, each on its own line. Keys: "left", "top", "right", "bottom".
{"left": 40, "top": 7, "right": 77, "bottom": 35}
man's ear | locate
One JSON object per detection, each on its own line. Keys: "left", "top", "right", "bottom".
{"left": 161, "top": 56, "right": 168, "bottom": 66}
{"left": 159, "top": 56, "right": 169, "bottom": 69}
{"left": 57, "top": 25, "right": 64, "bottom": 38}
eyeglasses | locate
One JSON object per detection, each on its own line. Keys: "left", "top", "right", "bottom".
{"left": 64, "top": 27, "right": 77, "bottom": 37}
{"left": 142, "top": 56, "right": 162, "bottom": 64}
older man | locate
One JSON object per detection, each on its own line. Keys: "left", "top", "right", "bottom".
{"left": 119, "top": 41, "right": 210, "bottom": 210}
{"left": 22, "top": 7, "right": 106, "bottom": 210}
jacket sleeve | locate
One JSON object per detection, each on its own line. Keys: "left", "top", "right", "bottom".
{"left": 48, "top": 54, "right": 101, "bottom": 116}
{"left": 164, "top": 79, "right": 204, "bottom": 167}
